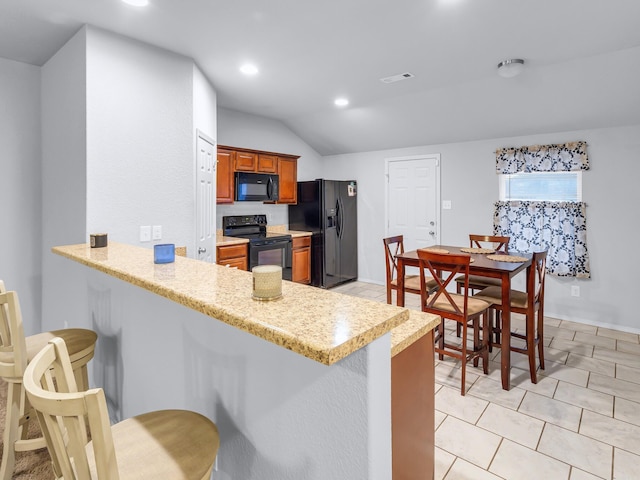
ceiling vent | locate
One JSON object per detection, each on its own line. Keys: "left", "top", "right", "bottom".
{"left": 380, "top": 72, "right": 415, "bottom": 84}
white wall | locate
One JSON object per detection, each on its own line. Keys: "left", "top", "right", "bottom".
{"left": 86, "top": 26, "right": 195, "bottom": 249}
{"left": 323, "top": 124, "right": 640, "bottom": 333}
{"left": 41, "top": 25, "right": 217, "bottom": 330}
{"left": 41, "top": 28, "right": 88, "bottom": 334}
{"left": 216, "top": 108, "right": 323, "bottom": 228}
{"left": 0, "top": 57, "right": 42, "bottom": 333}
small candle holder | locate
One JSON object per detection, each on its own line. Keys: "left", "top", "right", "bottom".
{"left": 90, "top": 233, "right": 108, "bottom": 248}
{"left": 252, "top": 265, "right": 283, "bottom": 301}
{"left": 154, "top": 244, "right": 175, "bottom": 264}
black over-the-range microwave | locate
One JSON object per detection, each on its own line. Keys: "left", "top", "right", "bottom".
{"left": 234, "top": 172, "right": 279, "bottom": 202}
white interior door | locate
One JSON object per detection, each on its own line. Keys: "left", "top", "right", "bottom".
{"left": 196, "top": 131, "right": 215, "bottom": 262}
{"left": 386, "top": 155, "right": 440, "bottom": 252}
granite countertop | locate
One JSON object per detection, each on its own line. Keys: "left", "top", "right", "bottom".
{"left": 216, "top": 235, "right": 249, "bottom": 246}
{"left": 53, "top": 242, "right": 437, "bottom": 365}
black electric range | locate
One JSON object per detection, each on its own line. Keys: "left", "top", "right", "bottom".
{"left": 222, "top": 215, "right": 292, "bottom": 279}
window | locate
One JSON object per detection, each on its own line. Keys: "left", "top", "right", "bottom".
{"left": 499, "top": 171, "right": 582, "bottom": 202}
{"left": 493, "top": 141, "right": 590, "bottom": 278}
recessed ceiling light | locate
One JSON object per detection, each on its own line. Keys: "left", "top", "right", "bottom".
{"left": 122, "top": 0, "right": 149, "bottom": 6}
{"left": 240, "top": 64, "right": 259, "bottom": 75}
{"left": 334, "top": 98, "right": 349, "bottom": 107}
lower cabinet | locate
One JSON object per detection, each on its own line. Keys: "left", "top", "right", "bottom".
{"left": 216, "top": 243, "right": 248, "bottom": 271}
{"left": 291, "top": 236, "right": 311, "bottom": 284}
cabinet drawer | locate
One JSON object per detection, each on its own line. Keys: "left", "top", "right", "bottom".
{"left": 292, "top": 236, "right": 311, "bottom": 249}
{"left": 217, "top": 244, "right": 247, "bottom": 260}
{"left": 219, "top": 257, "right": 248, "bottom": 271}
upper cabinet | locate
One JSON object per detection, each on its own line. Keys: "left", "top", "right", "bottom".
{"left": 277, "top": 156, "right": 297, "bottom": 204}
{"left": 216, "top": 145, "right": 299, "bottom": 204}
{"left": 216, "top": 148, "right": 235, "bottom": 204}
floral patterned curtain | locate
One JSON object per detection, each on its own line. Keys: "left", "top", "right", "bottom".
{"left": 496, "top": 140, "right": 590, "bottom": 174}
{"left": 494, "top": 201, "right": 590, "bottom": 278}
{"left": 494, "top": 141, "right": 591, "bottom": 278}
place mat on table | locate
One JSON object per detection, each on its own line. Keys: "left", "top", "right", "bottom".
{"left": 486, "top": 254, "right": 528, "bottom": 263}
{"left": 420, "top": 248, "right": 449, "bottom": 254}
{"left": 460, "top": 247, "right": 494, "bottom": 254}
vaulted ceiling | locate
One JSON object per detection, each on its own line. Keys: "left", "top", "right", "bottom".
{"left": 2, "top": 0, "right": 640, "bottom": 155}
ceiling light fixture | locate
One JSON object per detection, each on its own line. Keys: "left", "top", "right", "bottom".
{"left": 240, "top": 64, "right": 259, "bottom": 75}
{"left": 122, "top": 0, "right": 149, "bottom": 6}
{"left": 334, "top": 98, "right": 349, "bottom": 107}
{"left": 497, "top": 59, "right": 525, "bottom": 78}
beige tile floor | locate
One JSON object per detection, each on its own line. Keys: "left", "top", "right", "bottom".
{"left": 332, "top": 281, "right": 640, "bottom": 480}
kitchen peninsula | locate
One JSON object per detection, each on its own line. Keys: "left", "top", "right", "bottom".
{"left": 51, "top": 242, "right": 439, "bottom": 479}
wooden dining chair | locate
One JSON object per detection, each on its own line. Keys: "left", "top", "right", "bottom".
{"left": 473, "top": 250, "right": 547, "bottom": 383}
{"left": 0, "top": 284, "right": 98, "bottom": 480}
{"left": 455, "top": 234, "right": 510, "bottom": 294}
{"left": 454, "top": 235, "right": 510, "bottom": 337}
{"left": 23, "top": 336, "right": 220, "bottom": 480}
{"left": 383, "top": 235, "right": 437, "bottom": 304}
{"left": 417, "top": 249, "right": 491, "bottom": 395}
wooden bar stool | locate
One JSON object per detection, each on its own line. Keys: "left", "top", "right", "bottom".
{"left": 0, "top": 284, "right": 98, "bottom": 480}
{"left": 24, "top": 337, "right": 220, "bottom": 479}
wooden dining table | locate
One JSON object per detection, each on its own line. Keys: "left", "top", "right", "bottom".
{"left": 396, "top": 245, "right": 533, "bottom": 391}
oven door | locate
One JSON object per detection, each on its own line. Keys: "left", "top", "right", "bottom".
{"left": 249, "top": 238, "right": 292, "bottom": 281}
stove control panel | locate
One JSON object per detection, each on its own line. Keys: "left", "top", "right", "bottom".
{"left": 222, "top": 214, "right": 267, "bottom": 228}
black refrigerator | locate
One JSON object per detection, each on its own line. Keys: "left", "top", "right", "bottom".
{"left": 289, "top": 179, "right": 358, "bottom": 288}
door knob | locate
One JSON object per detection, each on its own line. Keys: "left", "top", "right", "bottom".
{"left": 198, "top": 247, "right": 207, "bottom": 254}
{"left": 429, "top": 231, "right": 435, "bottom": 236}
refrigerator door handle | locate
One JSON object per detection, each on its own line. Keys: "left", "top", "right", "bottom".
{"left": 336, "top": 197, "right": 344, "bottom": 239}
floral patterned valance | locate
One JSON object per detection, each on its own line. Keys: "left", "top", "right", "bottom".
{"left": 496, "top": 141, "right": 590, "bottom": 174}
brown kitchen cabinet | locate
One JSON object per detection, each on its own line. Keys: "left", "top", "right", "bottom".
{"left": 233, "top": 151, "right": 257, "bottom": 172}
{"left": 277, "top": 156, "right": 297, "bottom": 204}
{"left": 291, "top": 236, "right": 311, "bottom": 284}
{"left": 216, "top": 145, "right": 300, "bottom": 204}
{"left": 233, "top": 151, "right": 278, "bottom": 174}
{"left": 216, "top": 243, "right": 248, "bottom": 271}
{"left": 216, "top": 148, "right": 235, "bottom": 204}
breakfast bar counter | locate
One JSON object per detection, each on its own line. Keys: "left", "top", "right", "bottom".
{"left": 50, "top": 241, "right": 439, "bottom": 480}
{"left": 52, "top": 242, "right": 410, "bottom": 365}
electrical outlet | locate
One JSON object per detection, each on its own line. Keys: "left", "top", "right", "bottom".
{"left": 442, "top": 200, "right": 452, "bottom": 210}
{"left": 152, "top": 225, "right": 162, "bottom": 240}
{"left": 140, "top": 226, "right": 151, "bottom": 242}
{"left": 571, "top": 285, "right": 580, "bottom": 297}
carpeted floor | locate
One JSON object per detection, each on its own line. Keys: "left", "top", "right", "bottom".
{"left": 0, "top": 379, "right": 54, "bottom": 479}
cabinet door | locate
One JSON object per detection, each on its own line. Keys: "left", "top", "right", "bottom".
{"left": 234, "top": 151, "right": 257, "bottom": 171}
{"left": 291, "top": 237, "right": 311, "bottom": 284}
{"left": 216, "top": 149, "right": 235, "bottom": 204}
{"left": 257, "top": 154, "right": 278, "bottom": 173}
{"left": 292, "top": 246, "right": 311, "bottom": 284}
{"left": 277, "top": 157, "right": 297, "bottom": 204}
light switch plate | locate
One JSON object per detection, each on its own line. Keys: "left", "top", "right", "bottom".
{"left": 140, "top": 226, "right": 151, "bottom": 242}
{"left": 442, "top": 200, "right": 452, "bottom": 210}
